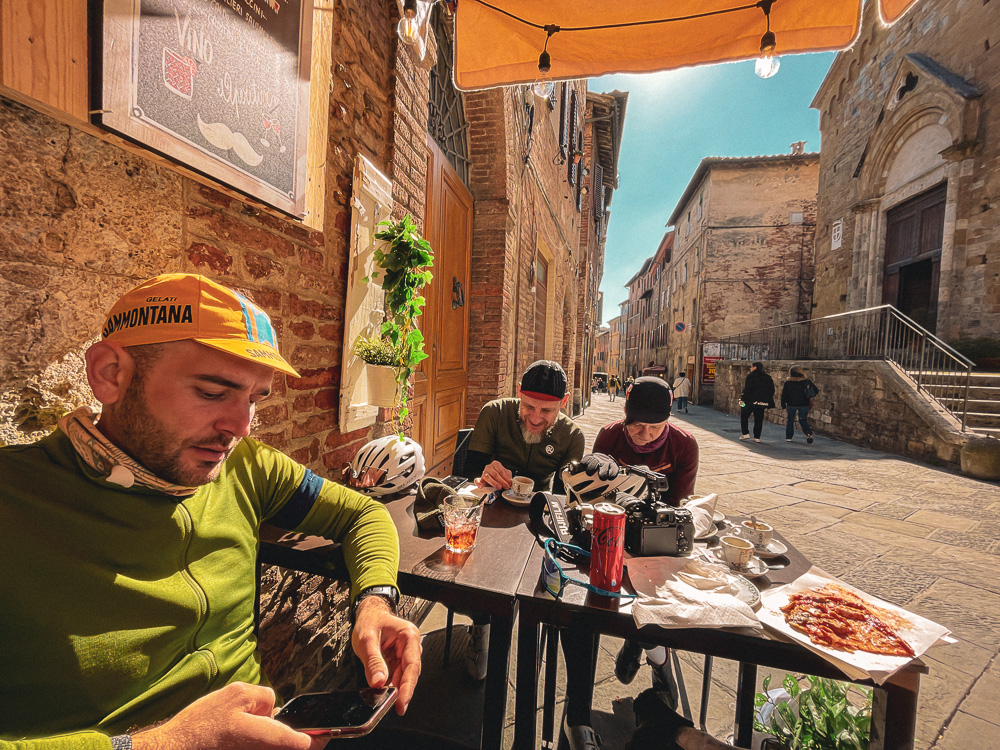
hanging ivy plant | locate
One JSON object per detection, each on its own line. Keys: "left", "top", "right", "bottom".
{"left": 363, "top": 214, "right": 434, "bottom": 428}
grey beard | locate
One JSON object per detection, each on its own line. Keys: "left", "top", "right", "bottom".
{"left": 521, "top": 426, "right": 543, "bottom": 444}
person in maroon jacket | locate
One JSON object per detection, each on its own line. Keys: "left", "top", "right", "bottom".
{"left": 593, "top": 376, "right": 699, "bottom": 504}
{"left": 598, "top": 377, "right": 700, "bottom": 712}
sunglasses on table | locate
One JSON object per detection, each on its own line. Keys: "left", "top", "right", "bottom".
{"left": 342, "top": 464, "right": 387, "bottom": 489}
{"left": 540, "top": 537, "right": 636, "bottom": 601}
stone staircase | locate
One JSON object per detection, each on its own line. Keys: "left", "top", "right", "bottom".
{"left": 920, "top": 371, "right": 1000, "bottom": 436}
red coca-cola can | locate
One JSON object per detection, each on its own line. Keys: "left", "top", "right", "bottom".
{"left": 590, "top": 502, "right": 626, "bottom": 593}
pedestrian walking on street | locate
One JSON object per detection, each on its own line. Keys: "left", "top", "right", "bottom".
{"left": 608, "top": 375, "right": 619, "bottom": 402}
{"left": 781, "top": 366, "right": 819, "bottom": 444}
{"left": 672, "top": 372, "right": 691, "bottom": 413}
{"left": 739, "top": 361, "right": 775, "bottom": 442}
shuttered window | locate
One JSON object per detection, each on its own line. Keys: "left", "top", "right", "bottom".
{"left": 558, "top": 83, "right": 569, "bottom": 159}
{"left": 567, "top": 92, "right": 578, "bottom": 186}
{"left": 593, "top": 163, "right": 604, "bottom": 224}
{"left": 575, "top": 132, "right": 584, "bottom": 211}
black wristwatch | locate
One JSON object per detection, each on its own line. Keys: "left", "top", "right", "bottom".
{"left": 351, "top": 585, "right": 400, "bottom": 622}
{"left": 110, "top": 735, "right": 132, "bottom": 750}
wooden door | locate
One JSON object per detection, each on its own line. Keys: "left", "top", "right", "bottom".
{"left": 883, "top": 183, "right": 945, "bottom": 332}
{"left": 411, "top": 138, "right": 473, "bottom": 475}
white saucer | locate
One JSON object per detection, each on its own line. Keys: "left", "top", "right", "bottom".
{"left": 712, "top": 510, "right": 726, "bottom": 524}
{"left": 734, "top": 576, "right": 761, "bottom": 610}
{"left": 501, "top": 489, "right": 533, "bottom": 507}
{"left": 710, "top": 549, "right": 769, "bottom": 579}
{"left": 694, "top": 522, "right": 721, "bottom": 541}
{"left": 752, "top": 539, "right": 788, "bottom": 559}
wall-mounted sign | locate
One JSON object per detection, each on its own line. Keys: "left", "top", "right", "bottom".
{"left": 831, "top": 219, "right": 843, "bottom": 250}
{"left": 702, "top": 356, "right": 721, "bottom": 383}
{"left": 674, "top": 321, "right": 686, "bottom": 332}
{"left": 99, "top": 0, "right": 312, "bottom": 216}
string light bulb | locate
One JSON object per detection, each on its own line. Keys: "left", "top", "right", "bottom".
{"left": 755, "top": 1, "right": 780, "bottom": 79}
{"left": 397, "top": 0, "right": 419, "bottom": 46}
{"left": 532, "top": 26, "right": 558, "bottom": 99}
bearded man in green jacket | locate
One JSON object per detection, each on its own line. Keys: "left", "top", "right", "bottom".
{"left": 0, "top": 274, "right": 422, "bottom": 750}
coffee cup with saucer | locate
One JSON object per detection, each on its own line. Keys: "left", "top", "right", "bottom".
{"left": 751, "top": 538, "right": 788, "bottom": 559}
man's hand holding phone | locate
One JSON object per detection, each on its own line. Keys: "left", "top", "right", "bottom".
{"left": 274, "top": 687, "right": 398, "bottom": 738}
{"left": 351, "top": 595, "right": 422, "bottom": 715}
{"left": 130, "top": 682, "right": 327, "bottom": 750}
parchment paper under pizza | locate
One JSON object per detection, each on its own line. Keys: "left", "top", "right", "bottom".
{"left": 758, "top": 567, "right": 952, "bottom": 684}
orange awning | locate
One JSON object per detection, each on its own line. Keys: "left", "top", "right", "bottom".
{"left": 453, "top": 0, "right": 921, "bottom": 90}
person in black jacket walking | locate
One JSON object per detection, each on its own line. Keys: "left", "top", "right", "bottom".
{"left": 739, "top": 361, "right": 775, "bottom": 442}
{"left": 781, "top": 366, "right": 818, "bottom": 443}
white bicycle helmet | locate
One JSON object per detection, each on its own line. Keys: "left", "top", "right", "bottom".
{"left": 561, "top": 460, "right": 648, "bottom": 508}
{"left": 347, "top": 435, "right": 426, "bottom": 497}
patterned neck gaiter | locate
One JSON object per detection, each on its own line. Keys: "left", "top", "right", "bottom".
{"left": 58, "top": 406, "right": 198, "bottom": 497}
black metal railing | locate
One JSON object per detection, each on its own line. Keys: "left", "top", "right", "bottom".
{"left": 717, "top": 305, "right": 974, "bottom": 430}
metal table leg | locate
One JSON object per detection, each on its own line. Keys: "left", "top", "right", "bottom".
{"left": 482, "top": 612, "right": 514, "bottom": 750}
{"left": 699, "top": 655, "right": 714, "bottom": 730}
{"left": 514, "top": 607, "right": 542, "bottom": 749}
{"left": 876, "top": 669, "right": 920, "bottom": 750}
{"left": 734, "top": 662, "right": 757, "bottom": 748}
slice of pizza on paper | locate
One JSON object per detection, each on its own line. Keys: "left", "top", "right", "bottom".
{"left": 758, "top": 567, "right": 952, "bottom": 684}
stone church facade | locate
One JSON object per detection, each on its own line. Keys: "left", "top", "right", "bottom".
{"left": 810, "top": 0, "right": 999, "bottom": 342}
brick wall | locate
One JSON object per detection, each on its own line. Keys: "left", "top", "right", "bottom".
{"left": 811, "top": 0, "right": 1000, "bottom": 341}
{"left": 463, "top": 82, "right": 591, "bottom": 423}
{"left": 714, "top": 360, "right": 969, "bottom": 467}
{"left": 0, "top": 0, "right": 429, "bottom": 700}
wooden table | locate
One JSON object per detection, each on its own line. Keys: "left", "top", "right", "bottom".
{"left": 260, "top": 491, "right": 539, "bottom": 750}
{"left": 512, "top": 516, "right": 926, "bottom": 750}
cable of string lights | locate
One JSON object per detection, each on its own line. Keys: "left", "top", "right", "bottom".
{"left": 464, "top": 0, "right": 779, "bottom": 76}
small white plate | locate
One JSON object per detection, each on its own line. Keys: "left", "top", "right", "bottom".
{"left": 712, "top": 510, "right": 726, "bottom": 524}
{"left": 753, "top": 538, "right": 788, "bottom": 559}
{"left": 734, "top": 576, "right": 761, "bottom": 610}
{"left": 694, "top": 522, "right": 721, "bottom": 541}
{"left": 501, "top": 489, "right": 533, "bottom": 507}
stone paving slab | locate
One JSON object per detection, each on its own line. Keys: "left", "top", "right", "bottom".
{"left": 907, "top": 510, "right": 979, "bottom": 533}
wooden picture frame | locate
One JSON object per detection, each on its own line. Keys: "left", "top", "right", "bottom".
{"left": 98, "top": 0, "right": 312, "bottom": 216}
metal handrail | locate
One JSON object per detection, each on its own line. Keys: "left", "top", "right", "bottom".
{"left": 717, "top": 305, "right": 974, "bottom": 431}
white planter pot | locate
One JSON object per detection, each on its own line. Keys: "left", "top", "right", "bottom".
{"left": 366, "top": 364, "right": 400, "bottom": 407}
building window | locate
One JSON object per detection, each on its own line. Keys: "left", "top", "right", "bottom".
{"left": 428, "top": 16, "right": 470, "bottom": 185}
{"left": 697, "top": 193, "right": 703, "bottom": 219}
{"left": 685, "top": 211, "right": 691, "bottom": 236}
{"left": 682, "top": 262, "right": 688, "bottom": 285}
{"left": 672, "top": 271, "right": 677, "bottom": 292}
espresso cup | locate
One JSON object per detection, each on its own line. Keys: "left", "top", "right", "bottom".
{"left": 720, "top": 535, "right": 754, "bottom": 570}
{"left": 740, "top": 520, "right": 774, "bottom": 550}
{"left": 511, "top": 475, "right": 534, "bottom": 498}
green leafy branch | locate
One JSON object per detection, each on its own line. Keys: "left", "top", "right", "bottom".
{"left": 754, "top": 675, "right": 871, "bottom": 750}
{"left": 363, "top": 214, "right": 434, "bottom": 429}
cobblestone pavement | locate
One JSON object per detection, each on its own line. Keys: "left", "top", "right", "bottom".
{"left": 411, "top": 395, "right": 1000, "bottom": 749}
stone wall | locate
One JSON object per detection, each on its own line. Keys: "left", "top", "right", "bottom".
{"left": 811, "top": 0, "right": 1000, "bottom": 341}
{"left": 661, "top": 157, "right": 819, "bottom": 402}
{"left": 714, "top": 359, "right": 970, "bottom": 467}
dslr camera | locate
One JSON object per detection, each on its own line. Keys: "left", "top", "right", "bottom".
{"left": 616, "top": 465, "right": 694, "bottom": 557}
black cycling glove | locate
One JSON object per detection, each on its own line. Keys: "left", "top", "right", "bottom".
{"left": 577, "top": 452, "right": 620, "bottom": 481}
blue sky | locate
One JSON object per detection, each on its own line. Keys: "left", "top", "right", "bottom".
{"left": 591, "top": 52, "right": 836, "bottom": 325}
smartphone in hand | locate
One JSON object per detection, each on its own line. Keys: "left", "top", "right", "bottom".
{"left": 274, "top": 686, "right": 398, "bottom": 738}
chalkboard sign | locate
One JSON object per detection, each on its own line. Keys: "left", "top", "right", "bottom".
{"left": 100, "top": 0, "right": 312, "bottom": 216}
